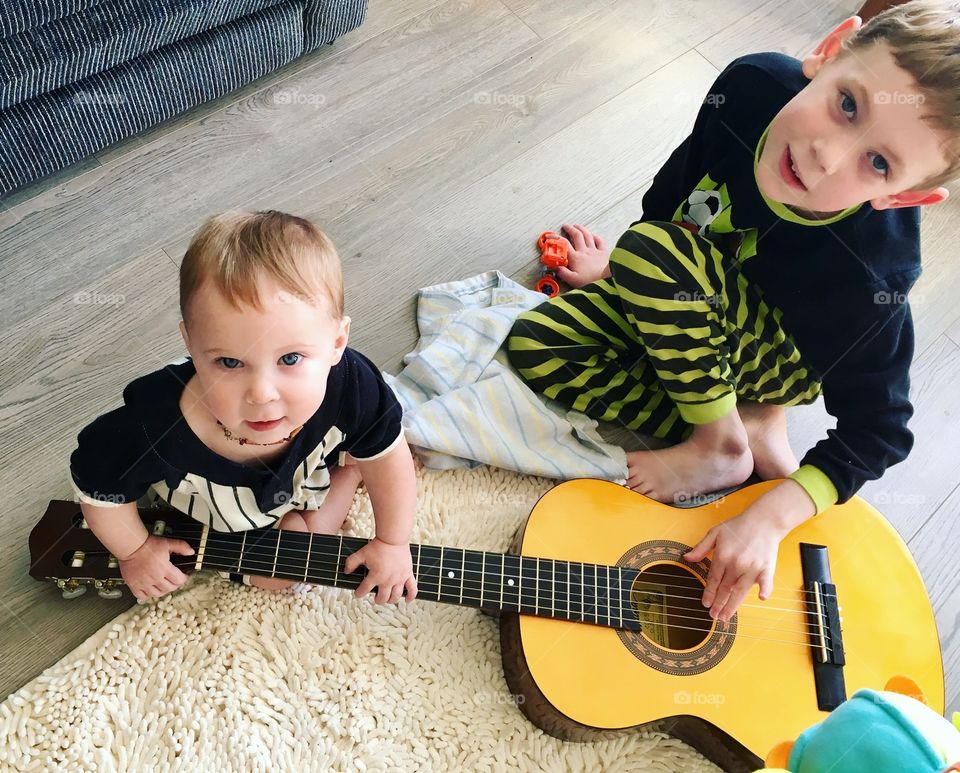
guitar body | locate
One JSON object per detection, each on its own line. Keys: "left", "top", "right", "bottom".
{"left": 499, "top": 479, "right": 943, "bottom": 771}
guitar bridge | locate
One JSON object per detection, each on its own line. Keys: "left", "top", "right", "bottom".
{"left": 800, "top": 543, "right": 846, "bottom": 711}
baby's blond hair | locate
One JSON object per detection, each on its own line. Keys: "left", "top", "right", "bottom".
{"left": 839, "top": 0, "right": 960, "bottom": 188}
{"left": 179, "top": 210, "right": 344, "bottom": 326}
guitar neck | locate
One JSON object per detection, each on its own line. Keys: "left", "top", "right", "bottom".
{"left": 193, "top": 526, "right": 640, "bottom": 630}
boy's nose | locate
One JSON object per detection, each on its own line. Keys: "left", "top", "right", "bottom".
{"left": 245, "top": 377, "right": 280, "bottom": 405}
{"left": 811, "top": 137, "right": 845, "bottom": 176}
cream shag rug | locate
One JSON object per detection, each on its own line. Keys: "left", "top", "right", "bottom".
{"left": 3, "top": 466, "right": 720, "bottom": 772}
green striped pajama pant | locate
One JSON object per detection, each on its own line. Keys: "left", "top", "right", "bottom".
{"left": 507, "top": 221, "right": 822, "bottom": 442}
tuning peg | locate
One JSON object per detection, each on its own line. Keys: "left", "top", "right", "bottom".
{"left": 57, "top": 579, "right": 87, "bottom": 599}
{"left": 94, "top": 579, "right": 124, "bottom": 599}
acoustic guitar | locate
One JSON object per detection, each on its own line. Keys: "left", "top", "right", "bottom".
{"left": 29, "top": 479, "right": 943, "bottom": 772}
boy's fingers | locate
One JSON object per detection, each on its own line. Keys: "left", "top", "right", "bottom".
{"left": 344, "top": 550, "right": 364, "bottom": 574}
{"left": 595, "top": 234, "right": 606, "bottom": 250}
{"left": 555, "top": 266, "right": 576, "bottom": 284}
{"left": 562, "top": 223, "right": 586, "bottom": 250}
{"left": 717, "top": 574, "right": 754, "bottom": 622}
{"left": 684, "top": 532, "right": 715, "bottom": 562}
{"left": 701, "top": 563, "right": 725, "bottom": 606}
{"left": 354, "top": 576, "right": 375, "bottom": 598}
{"left": 171, "top": 540, "right": 195, "bottom": 556}
{"left": 758, "top": 566, "right": 775, "bottom": 600}
{"left": 405, "top": 576, "right": 418, "bottom": 602}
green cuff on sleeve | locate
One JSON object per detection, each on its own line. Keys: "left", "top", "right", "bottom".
{"left": 675, "top": 391, "right": 738, "bottom": 425}
{"left": 788, "top": 465, "right": 839, "bottom": 514}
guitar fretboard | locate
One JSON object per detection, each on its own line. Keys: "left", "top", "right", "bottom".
{"left": 196, "top": 528, "right": 642, "bottom": 630}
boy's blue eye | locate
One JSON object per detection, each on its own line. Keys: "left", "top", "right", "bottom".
{"left": 869, "top": 152, "right": 889, "bottom": 176}
{"left": 280, "top": 353, "right": 302, "bottom": 366}
{"left": 839, "top": 91, "right": 856, "bottom": 120}
{"left": 217, "top": 357, "right": 241, "bottom": 369}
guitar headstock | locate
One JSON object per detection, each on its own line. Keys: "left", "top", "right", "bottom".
{"left": 29, "top": 500, "right": 200, "bottom": 599}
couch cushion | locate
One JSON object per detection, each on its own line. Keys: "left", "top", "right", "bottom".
{"left": 0, "top": 0, "right": 108, "bottom": 39}
{"left": 0, "top": 0, "right": 290, "bottom": 109}
{"left": 0, "top": 1, "right": 307, "bottom": 193}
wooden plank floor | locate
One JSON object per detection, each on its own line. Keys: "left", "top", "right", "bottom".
{"left": 3, "top": 0, "right": 958, "bottom": 723}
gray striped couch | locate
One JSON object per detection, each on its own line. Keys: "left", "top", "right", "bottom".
{"left": 0, "top": 0, "right": 367, "bottom": 195}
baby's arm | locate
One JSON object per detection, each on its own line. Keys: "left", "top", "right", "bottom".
{"left": 342, "top": 440, "right": 418, "bottom": 604}
{"left": 82, "top": 501, "right": 195, "bottom": 601}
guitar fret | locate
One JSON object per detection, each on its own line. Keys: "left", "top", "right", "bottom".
{"left": 439, "top": 546, "right": 445, "bottom": 601}
{"left": 238, "top": 531, "right": 247, "bottom": 573}
{"left": 479, "top": 550, "right": 486, "bottom": 608}
{"left": 304, "top": 533, "right": 313, "bottom": 582}
{"left": 334, "top": 536, "right": 343, "bottom": 587}
{"left": 500, "top": 553, "right": 506, "bottom": 610}
{"left": 272, "top": 530, "right": 281, "bottom": 577}
{"left": 535, "top": 556, "right": 540, "bottom": 616}
{"left": 617, "top": 567, "right": 624, "bottom": 628}
{"left": 460, "top": 550, "right": 467, "bottom": 604}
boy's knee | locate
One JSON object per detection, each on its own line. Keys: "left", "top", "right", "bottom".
{"left": 277, "top": 511, "right": 308, "bottom": 531}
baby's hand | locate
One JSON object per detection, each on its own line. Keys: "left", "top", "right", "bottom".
{"left": 344, "top": 537, "right": 418, "bottom": 604}
{"left": 118, "top": 534, "right": 195, "bottom": 601}
{"left": 556, "top": 223, "right": 611, "bottom": 288}
{"left": 683, "top": 510, "right": 782, "bottom": 622}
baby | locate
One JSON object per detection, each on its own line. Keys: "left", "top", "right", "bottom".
{"left": 70, "top": 210, "right": 417, "bottom": 604}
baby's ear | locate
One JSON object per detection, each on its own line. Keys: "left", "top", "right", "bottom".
{"left": 332, "top": 316, "right": 351, "bottom": 363}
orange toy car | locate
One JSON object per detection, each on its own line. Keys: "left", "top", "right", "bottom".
{"left": 534, "top": 230, "right": 569, "bottom": 298}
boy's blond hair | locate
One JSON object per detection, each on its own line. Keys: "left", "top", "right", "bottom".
{"left": 180, "top": 210, "right": 344, "bottom": 325}
{"left": 839, "top": 0, "right": 960, "bottom": 189}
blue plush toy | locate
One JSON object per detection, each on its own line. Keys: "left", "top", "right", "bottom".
{"left": 762, "top": 678, "right": 960, "bottom": 773}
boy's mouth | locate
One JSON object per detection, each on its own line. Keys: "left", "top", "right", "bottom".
{"left": 246, "top": 418, "right": 284, "bottom": 432}
{"left": 780, "top": 145, "right": 807, "bottom": 191}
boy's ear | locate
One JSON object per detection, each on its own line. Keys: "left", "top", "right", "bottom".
{"left": 331, "top": 316, "right": 351, "bottom": 365}
{"left": 872, "top": 186, "right": 950, "bottom": 211}
{"left": 179, "top": 320, "right": 192, "bottom": 354}
{"left": 802, "top": 16, "right": 862, "bottom": 79}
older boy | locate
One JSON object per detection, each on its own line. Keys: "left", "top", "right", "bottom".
{"left": 508, "top": 2, "right": 959, "bottom": 620}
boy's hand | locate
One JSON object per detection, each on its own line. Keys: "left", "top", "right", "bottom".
{"left": 118, "top": 534, "right": 195, "bottom": 601}
{"left": 344, "top": 537, "right": 418, "bottom": 604}
{"left": 682, "top": 480, "right": 817, "bottom": 621}
{"left": 683, "top": 511, "right": 782, "bottom": 622}
{"left": 556, "top": 223, "right": 611, "bottom": 288}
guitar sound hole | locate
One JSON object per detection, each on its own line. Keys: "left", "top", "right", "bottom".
{"left": 631, "top": 563, "right": 713, "bottom": 651}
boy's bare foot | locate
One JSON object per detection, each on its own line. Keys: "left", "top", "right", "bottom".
{"left": 626, "top": 414, "right": 753, "bottom": 503}
{"left": 555, "top": 223, "right": 612, "bottom": 288}
{"left": 250, "top": 464, "right": 363, "bottom": 591}
{"left": 737, "top": 401, "right": 800, "bottom": 480}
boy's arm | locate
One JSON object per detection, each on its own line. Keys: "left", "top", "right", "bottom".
{"left": 793, "top": 298, "right": 916, "bottom": 512}
{"left": 343, "top": 440, "right": 418, "bottom": 604}
{"left": 355, "top": 440, "right": 416, "bottom": 546}
{"left": 80, "top": 500, "right": 150, "bottom": 560}
{"left": 79, "top": 500, "right": 195, "bottom": 600}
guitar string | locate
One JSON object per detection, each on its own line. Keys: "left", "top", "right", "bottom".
{"left": 187, "top": 544, "right": 835, "bottom": 634}
{"left": 182, "top": 531, "right": 831, "bottom": 614}
{"left": 169, "top": 548, "right": 827, "bottom": 650}
{"left": 172, "top": 524, "right": 828, "bottom": 606}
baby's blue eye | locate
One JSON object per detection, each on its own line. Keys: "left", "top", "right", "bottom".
{"left": 217, "top": 357, "right": 241, "bottom": 369}
{"left": 280, "top": 353, "right": 302, "bottom": 366}
{"left": 869, "top": 152, "right": 889, "bottom": 176}
{"left": 839, "top": 91, "right": 856, "bottom": 120}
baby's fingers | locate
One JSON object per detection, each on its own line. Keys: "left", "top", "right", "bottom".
{"left": 404, "top": 575, "right": 418, "bottom": 602}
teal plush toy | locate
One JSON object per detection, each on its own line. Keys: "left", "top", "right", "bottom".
{"left": 761, "top": 678, "right": 960, "bottom": 773}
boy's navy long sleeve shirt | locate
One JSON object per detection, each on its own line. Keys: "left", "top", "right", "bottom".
{"left": 637, "top": 52, "right": 920, "bottom": 509}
